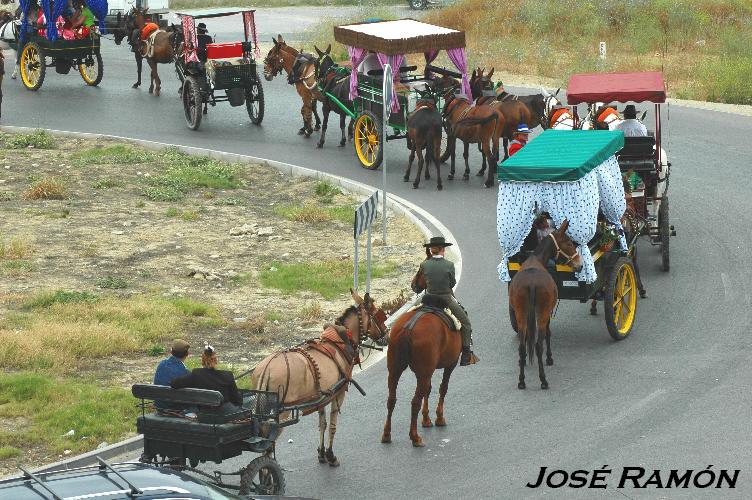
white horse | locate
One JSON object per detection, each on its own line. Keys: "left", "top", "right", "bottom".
{"left": 0, "top": 3, "right": 19, "bottom": 80}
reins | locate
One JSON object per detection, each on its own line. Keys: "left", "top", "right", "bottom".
{"left": 548, "top": 233, "right": 578, "bottom": 266}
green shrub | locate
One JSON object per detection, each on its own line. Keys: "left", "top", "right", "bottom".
{"left": 97, "top": 276, "right": 128, "bottom": 289}
{"left": 73, "top": 145, "right": 155, "bottom": 166}
{"left": 4, "top": 130, "right": 56, "bottom": 149}
{"left": 23, "top": 290, "right": 99, "bottom": 309}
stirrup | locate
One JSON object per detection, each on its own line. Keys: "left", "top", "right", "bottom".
{"left": 460, "top": 350, "right": 479, "bottom": 366}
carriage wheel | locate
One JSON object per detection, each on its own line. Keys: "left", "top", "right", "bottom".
{"left": 182, "top": 77, "right": 203, "bottom": 131}
{"left": 604, "top": 257, "right": 637, "bottom": 340}
{"left": 409, "top": 0, "right": 427, "bottom": 9}
{"left": 354, "top": 110, "right": 383, "bottom": 170}
{"left": 246, "top": 77, "right": 265, "bottom": 125}
{"left": 658, "top": 196, "right": 670, "bottom": 272}
{"left": 238, "top": 456, "right": 285, "bottom": 496}
{"left": 79, "top": 52, "right": 103, "bottom": 86}
{"left": 20, "top": 42, "right": 45, "bottom": 91}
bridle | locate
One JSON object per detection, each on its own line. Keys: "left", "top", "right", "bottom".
{"left": 540, "top": 94, "right": 561, "bottom": 130}
{"left": 548, "top": 233, "right": 579, "bottom": 266}
{"left": 264, "top": 45, "right": 285, "bottom": 78}
{"left": 355, "top": 302, "right": 388, "bottom": 344}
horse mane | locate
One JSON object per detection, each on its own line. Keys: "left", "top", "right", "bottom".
{"left": 335, "top": 305, "right": 358, "bottom": 326}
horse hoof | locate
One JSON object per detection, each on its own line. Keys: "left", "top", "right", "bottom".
{"left": 463, "top": 175, "right": 469, "bottom": 181}
{"left": 328, "top": 459, "right": 340, "bottom": 467}
{"left": 317, "top": 451, "right": 327, "bottom": 464}
{"left": 413, "top": 183, "right": 419, "bottom": 189}
{"left": 435, "top": 417, "right": 446, "bottom": 426}
{"left": 639, "top": 290, "right": 647, "bottom": 298}
{"left": 132, "top": 83, "right": 139, "bottom": 89}
{"left": 298, "top": 129, "right": 305, "bottom": 135}
{"left": 381, "top": 434, "right": 392, "bottom": 444}
{"left": 155, "top": 90, "right": 160, "bottom": 97}
{"left": 541, "top": 381, "right": 549, "bottom": 390}
{"left": 518, "top": 382, "right": 526, "bottom": 390}
{"left": 315, "top": 125, "right": 321, "bottom": 131}
{"left": 338, "top": 142, "right": 345, "bottom": 147}
{"left": 447, "top": 175, "right": 454, "bottom": 181}
{"left": 316, "top": 143, "right": 324, "bottom": 149}
{"left": 546, "top": 358, "right": 554, "bottom": 366}
{"left": 590, "top": 307, "right": 597, "bottom": 316}
{"left": 485, "top": 181, "right": 494, "bottom": 188}
{"left": 403, "top": 176, "right": 410, "bottom": 182}
{"left": 148, "top": 88, "right": 153, "bottom": 94}
{"left": 476, "top": 171, "right": 484, "bottom": 177}
{"left": 437, "top": 184, "right": 443, "bottom": 191}
{"left": 411, "top": 438, "right": 425, "bottom": 448}
{"left": 421, "top": 419, "right": 433, "bottom": 428}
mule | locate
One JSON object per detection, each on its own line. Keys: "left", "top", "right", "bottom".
{"left": 314, "top": 44, "right": 354, "bottom": 149}
{"left": 405, "top": 98, "right": 443, "bottom": 190}
{"left": 442, "top": 93, "right": 503, "bottom": 188}
{"left": 509, "top": 220, "right": 582, "bottom": 390}
{"left": 251, "top": 289, "right": 388, "bottom": 466}
{"left": 263, "top": 35, "right": 322, "bottom": 137}
{"left": 120, "top": 8, "right": 176, "bottom": 95}
{"left": 381, "top": 285, "right": 462, "bottom": 447}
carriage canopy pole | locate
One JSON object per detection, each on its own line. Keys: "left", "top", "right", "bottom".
{"left": 382, "top": 64, "right": 393, "bottom": 245}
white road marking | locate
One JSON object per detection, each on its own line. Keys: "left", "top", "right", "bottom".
{"left": 721, "top": 272, "right": 731, "bottom": 301}
{"left": 606, "top": 389, "right": 666, "bottom": 427}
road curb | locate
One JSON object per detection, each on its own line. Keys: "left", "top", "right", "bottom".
{"left": 0, "top": 125, "right": 461, "bottom": 475}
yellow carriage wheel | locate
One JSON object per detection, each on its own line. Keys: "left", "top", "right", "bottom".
{"left": 605, "top": 257, "right": 638, "bottom": 340}
{"left": 354, "top": 110, "right": 383, "bottom": 170}
{"left": 79, "top": 52, "right": 103, "bottom": 86}
{"left": 20, "top": 42, "right": 46, "bottom": 91}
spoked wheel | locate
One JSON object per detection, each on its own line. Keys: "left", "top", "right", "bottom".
{"left": 354, "top": 110, "right": 383, "bottom": 170}
{"left": 409, "top": 0, "right": 427, "bottom": 9}
{"left": 183, "top": 76, "right": 203, "bottom": 131}
{"left": 20, "top": 42, "right": 45, "bottom": 91}
{"left": 238, "top": 456, "right": 285, "bottom": 496}
{"left": 79, "top": 52, "right": 103, "bottom": 86}
{"left": 246, "top": 77, "right": 265, "bottom": 125}
{"left": 658, "top": 195, "right": 670, "bottom": 272}
{"left": 605, "top": 257, "right": 637, "bottom": 340}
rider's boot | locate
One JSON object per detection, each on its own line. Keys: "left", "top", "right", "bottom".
{"left": 460, "top": 346, "right": 479, "bottom": 366}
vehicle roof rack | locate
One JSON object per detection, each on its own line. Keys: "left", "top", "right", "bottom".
{"left": 96, "top": 456, "right": 144, "bottom": 497}
{"left": 18, "top": 466, "right": 63, "bottom": 500}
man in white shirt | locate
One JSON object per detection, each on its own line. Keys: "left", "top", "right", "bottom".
{"left": 615, "top": 104, "right": 648, "bottom": 137}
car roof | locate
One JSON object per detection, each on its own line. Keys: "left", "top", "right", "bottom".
{"left": 0, "top": 462, "right": 240, "bottom": 500}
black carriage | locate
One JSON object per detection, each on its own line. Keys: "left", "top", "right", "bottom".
{"left": 18, "top": 0, "right": 105, "bottom": 90}
{"left": 329, "top": 19, "right": 469, "bottom": 169}
{"left": 567, "top": 72, "right": 675, "bottom": 271}
{"left": 500, "top": 130, "right": 645, "bottom": 340}
{"left": 132, "top": 383, "right": 298, "bottom": 496}
{"left": 175, "top": 9, "right": 264, "bottom": 131}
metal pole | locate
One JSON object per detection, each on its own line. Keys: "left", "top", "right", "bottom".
{"left": 366, "top": 224, "right": 372, "bottom": 293}
{"left": 382, "top": 64, "right": 391, "bottom": 245}
{"left": 353, "top": 236, "right": 359, "bottom": 290}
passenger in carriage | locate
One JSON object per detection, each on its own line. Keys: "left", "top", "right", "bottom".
{"left": 195, "top": 22, "right": 212, "bottom": 62}
{"left": 615, "top": 104, "right": 648, "bottom": 137}
{"left": 171, "top": 344, "right": 243, "bottom": 412}
{"left": 153, "top": 339, "right": 191, "bottom": 411}
{"left": 357, "top": 50, "right": 381, "bottom": 76}
{"left": 70, "top": 0, "right": 96, "bottom": 39}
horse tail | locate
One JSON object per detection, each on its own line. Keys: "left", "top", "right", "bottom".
{"left": 527, "top": 287, "right": 536, "bottom": 366}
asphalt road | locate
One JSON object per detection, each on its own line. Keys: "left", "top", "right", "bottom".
{"left": 3, "top": 9, "right": 752, "bottom": 498}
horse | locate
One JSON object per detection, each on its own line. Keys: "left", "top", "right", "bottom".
{"left": 381, "top": 264, "right": 462, "bottom": 447}
{"left": 442, "top": 93, "right": 503, "bottom": 188}
{"left": 251, "top": 289, "right": 388, "bottom": 467}
{"left": 469, "top": 69, "right": 561, "bottom": 159}
{"left": 314, "top": 44, "right": 355, "bottom": 149}
{"left": 405, "top": 98, "right": 443, "bottom": 190}
{"left": 262, "top": 35, "right": 322, "bottom": 137}
{"left": 120, "top": 8, "right": 176, "bottom": 95}
{"left": 509, "top": 219, "right": 582, "bottom": 390}
{"left": 0, "top": 9, "right": 19, "bottom": 80}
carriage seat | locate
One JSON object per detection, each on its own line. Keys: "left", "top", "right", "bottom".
{"left": 132, "top": 384, "right": 251, "bottom": 424}
{"left": 617, "top": 136, "right": 656, "bottom": 173}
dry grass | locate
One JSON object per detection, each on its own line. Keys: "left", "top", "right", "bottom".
{"left": 299, "top": 301, "right": 323, "bottom": 325}
{"left": 23, "top": 177, "right": 68, "bottom": 200}
{"left": 380, "top": 288, "right": 412, "bottom": 316}
{"left": 427, "top": 0, "right": 752, "bottom": 104}
{"left": 0, "top": 237, "right": 33, "bottom": 261}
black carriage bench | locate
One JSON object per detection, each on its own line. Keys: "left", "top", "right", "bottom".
{"left": 132, "top": 384, "right": 288, "bottom": 466}
{"left": 617, "top": 136, "right": 656, "bottom": 173}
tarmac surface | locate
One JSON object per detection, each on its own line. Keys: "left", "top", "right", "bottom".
{"left": 2, "top": 7, "right": 752, "bottom": 498}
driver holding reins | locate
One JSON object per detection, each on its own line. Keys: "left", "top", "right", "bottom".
{"left": 413, "top": 237, "right": 478, "bottom": 366}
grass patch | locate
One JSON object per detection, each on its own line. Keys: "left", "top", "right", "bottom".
{"left": 299, "top": 301, "right": 323, "bottom": 324}
{"left": 426, "top": 0, "right": 752, "bottom": 103}
{"left": 72, "top": 144, "right": 155, "bottom": 167}
{"left": 97, "top": 276, "right": 128, "bottom": 289}
{"left": 147, "top": 345, "right": 166, "bottom": 356}
{"left": 23, "top": 290, "right": 98, "bottom": 309}
{"left": 0, "top": 191, "right": 14, "bottom": 201}
{"left": 93, "top": 177, "right": 126, "bottom": 189}
{"left": 1, "top": 260, "right": 34, "bottom": 275}
{"left": 0, "top": 372, "right": 137, "bottom": 457}
{"left": 0, "top": 237, "right": 33, "bottom": 260}
{"left": 23, "top": 177, "right": 68, "bottom": 200}
{"left": 265, "top": 310, "right": 284, "bottom": 322}
{"left": 315, "top": 181, "right": 341, "bottom": 204}
{"left": 165, "top": 207, "right": 180, "bottom": 217}
{"left": 3, "top": 130, "right": 56, "bottom": 149}
{"left": 0, "top": 446, "right": 21, "bottom": 460}
{"left": 142, "top": 152, "right": 240, "bottom": 202}
{"left": 229, "top": 272, "right": 254, "bottom": 287}
{"left": 274, "top": 204, "right": 354, "bottom": 224}
{"left": 171, "top": 0, "right": 401, "bottom": 8}
{"left": 260, "top": 259, "right": 397, "bottom": 300}
{"left": 0, "top": 294, "right": 223, "bottom": 372}
{"left": 182, "top": 209, "right": 200, "bottom": 221}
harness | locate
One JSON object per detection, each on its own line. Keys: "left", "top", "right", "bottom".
{"left": 549, "top": 108, "right": 572, "bottom": 129}
{"left": 549, "top": 233, "right": 579, "bottom": 266}
{"left": 598, "top": 107, "right": 619, "bottom": 124}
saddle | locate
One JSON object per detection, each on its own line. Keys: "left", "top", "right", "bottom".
{"left": 404, "top": 294, "right": 461, "bottom": 332}
{"left": 140, "top": 29, "right": 162, "bottom": 58}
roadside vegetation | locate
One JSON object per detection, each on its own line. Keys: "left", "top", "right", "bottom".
{"left": 171, "top": 0, "right": 402, "bottom": 9}
{"left": 427, "top": 0, "right": 752, "bottom": 104}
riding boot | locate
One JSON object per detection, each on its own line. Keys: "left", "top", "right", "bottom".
{"left": 460, "top": 346, "right": 479, "bottom": 366}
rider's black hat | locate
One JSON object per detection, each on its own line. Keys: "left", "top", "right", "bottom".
{"left": 424, "top": 236, "right": 453, "bottom": 248}
{"left": 197, "top": 22, "right": 208, "bottom": 34}
{"left": 623, "top": 104, "right": 637, "bottom": 119}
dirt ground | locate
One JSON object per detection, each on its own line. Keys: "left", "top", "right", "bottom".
{"left": 0, "top": 133, "right": 424, "bottom": 389}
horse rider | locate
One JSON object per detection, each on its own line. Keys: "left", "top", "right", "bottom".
{"left": 615, "top": 104, "right": 648, "bottom": 137}
{"left": 413, "top": 236, "right": 479, "bottom": 366}
{"left": 508, "top": 123, "right": 531, "bottom": 156}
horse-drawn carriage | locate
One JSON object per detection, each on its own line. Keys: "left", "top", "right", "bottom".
{"left": 175, "top": 9, "right": 264, "bottom": 130}
{"left": 326, "top": 18, "right": 470, "bottom": 169}
{"left": 567, "top": 71, "right": 675, "bottom": 271}
{"left": 132, "top": 383, "right": 297, "bottom": 495}
{"left": 17, "top": 0, "right": 106, "bottom": 90}
{"left": 499, "top": 130, "right": 645, "bottom": 340}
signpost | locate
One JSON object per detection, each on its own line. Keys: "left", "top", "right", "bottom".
{"left": 353, "top": 191, "right": 379, "bottom": 292}
{"left": 381, "top": 63, "right": 392, "bottom": 245}
{"left": 599, "top": 41, "right": 607, "bottom": 59}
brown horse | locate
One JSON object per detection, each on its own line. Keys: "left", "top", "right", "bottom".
{"left": 263, "top": 35, "right": 321, "bottom": 137}
{"left": 442, "top": 93, "right": 504, "bottom": 188}
{"left": 509, "top": 220, "right": 582, "bottom": 390}
{"left": 251, "top": 289, "right": 388, "bottom": 466}
{"left": 122, "top": 8, "right": 175, "bottom": 96}
{"left": 381, "top": 272, "right": 462, "bottom": 447}
{"left": 405, "top": 99, "right": 442, "bottom": 190}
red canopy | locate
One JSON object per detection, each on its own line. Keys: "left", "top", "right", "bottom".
{"left": 567, "top": 72, "right": 666, "bottom": 104}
